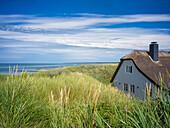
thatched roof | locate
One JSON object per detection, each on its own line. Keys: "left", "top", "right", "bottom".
{"left": 111, "top": 50, "right": 170, "bottom": 89}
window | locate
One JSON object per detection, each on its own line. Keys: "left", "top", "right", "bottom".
{"left": 130, "top": 85, "right": 135, "bottom": 93}
{"left": 124, "top": 83, "right": 128, "bottom": 92}
{"left": 126, "top": 66, "right": 132, "bottom": 73}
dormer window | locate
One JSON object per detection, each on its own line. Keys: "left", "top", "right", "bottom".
{"left": 126, "top": 66, "right": 132, "bottom": 73}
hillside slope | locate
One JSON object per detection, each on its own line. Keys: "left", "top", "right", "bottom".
{"left": 0, "top": 64, "right": 169, "bottom": 128}
{"left": 36, "top": 63, "right": 118, "bottom": 84}
{"left": 0, "top": 69, "right": 134, "bottom": 127}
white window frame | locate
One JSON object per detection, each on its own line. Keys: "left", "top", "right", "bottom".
{"left": 125, "top": 66, "right": 132, "bottom": 73}
{"left": 123, "top": 83, "right": 128, "bottom": 92}
{"left": 130, "top": 85, "right": 135, "bottom": 93}
{"left": 123, "top": 83, "right": 135, "bottom": 93}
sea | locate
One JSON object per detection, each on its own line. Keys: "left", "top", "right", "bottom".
{"left": 0, "top": 62, "right": 114, "bottom": 75}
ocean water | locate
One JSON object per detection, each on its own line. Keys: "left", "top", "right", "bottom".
{"left": 0, "top": 62, "right": 113, "bottom": 75}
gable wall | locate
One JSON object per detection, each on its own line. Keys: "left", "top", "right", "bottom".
{"left": 113, "top": 60, "right": 157, "bottom": 99}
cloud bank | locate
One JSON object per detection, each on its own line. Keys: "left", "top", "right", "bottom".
{"left": 0, "top": 14, "right": 170, "bottom": 62}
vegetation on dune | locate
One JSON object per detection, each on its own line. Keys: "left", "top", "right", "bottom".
{"left": 36, "top": 63, "right": 118, "bottom": 84}
{"left": 0, "top": 64, "right": 169, "bottom": 127}
{"left": 0, "top": 71, "right": 133, "bottom": 127}
{"left": 0, "top": 74, "right": 7, "bottom": 81}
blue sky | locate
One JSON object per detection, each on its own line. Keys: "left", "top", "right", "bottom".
{"left": 0, "top": 0, "right": 170, "bottom": 63}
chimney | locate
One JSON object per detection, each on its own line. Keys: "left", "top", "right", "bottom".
{"left": 149, "top": 42, "right": 159, "bottom": 61}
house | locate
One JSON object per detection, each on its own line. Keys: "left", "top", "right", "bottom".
{"left": 110, "top": 42, "right": 170, "bottom": 99}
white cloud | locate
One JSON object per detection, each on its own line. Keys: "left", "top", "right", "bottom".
{"left": 0, "top": 27, "right": 170, "bottom": 50}
{"left": 1, "top": 14, "right": 170, "bottom": 30}
{"left": 0, "top": 14, "right": 170, "bottom": 52}
{"left": 15, "top": 14, "right": 170, "bottom": 30}
{"left": 0, "top": 44, "right": 37, "bottom": 48}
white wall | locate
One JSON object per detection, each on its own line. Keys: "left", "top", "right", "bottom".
{"left": 113, "top": 60, "right": 157, "bottom": 99}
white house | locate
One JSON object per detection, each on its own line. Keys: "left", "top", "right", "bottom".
{"left": 110, "top": 42, "right": 170, "bottom": 99}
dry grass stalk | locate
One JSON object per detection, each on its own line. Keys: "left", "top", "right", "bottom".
{"left": 146, "top": 83, "right": 152, "bottom": 106}
{"left": 21, "top": 101, "right": 27, "bottom": 112}
{"left": 159, "top": 72, "right": 163, "bottom": 86}
{"left": 94, "top": 84, "right": 101, "bottom": 111}
{"left": 93, "top": 90, "right": 97, "bottom": 103}
{"left": 21, "top": 68, "right": 26, "bottom": 76}
{"left": 9, "top": 66, "right": 11, "bottom": 75}
{"left": 127, "top": 93, "right": 131, "bottom": 99}
{"left": 64, "top": 86, "right": 66, "bottom": 97}
{"left": 51, "top": 91, "right": 54, "bottom": 104}
{"left": 65, "top": 86, "right": 70, "bottom": 104}
{"left": 146, "top": 83, "right": 149, "bottom": 96}
{"left": 12, "top": 65, "right": 15, "bottom": 76}
{"left": 86, "top": 87, "right": 91, "bottom": 106}
{"left": 15, "top": 66, "right": 18, "bottom": 76}
{"left": 10, "top": 88, "right": 15, "bottom": 112}
{"left": 60, "top": 88, "right": 63, "bottom": 105}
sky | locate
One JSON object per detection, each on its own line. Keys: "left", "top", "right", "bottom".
{"left": 0, "top": 0, "right": 170, "bottom": 63}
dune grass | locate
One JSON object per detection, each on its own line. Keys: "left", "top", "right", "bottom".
{"left": 0, "top": 64, "right": 169, "bottom": 127}
{"left": 0, "top": 71, "right": 133, "bottom": 127}
{"left": 36, "top": 63, "right": 118, "bottom": 84}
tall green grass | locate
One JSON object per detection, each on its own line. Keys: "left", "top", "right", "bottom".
{"left": 95, "top": 80, "right": 170, "bottom": 127}
{"left": 0, "top": 65, "right": 169, "bottom": 127}
{"left": 0, "top": 69, "right": 133, "bottom": 127}
{"left": 0, "top": 74, "right": 50, "bottom": 127}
